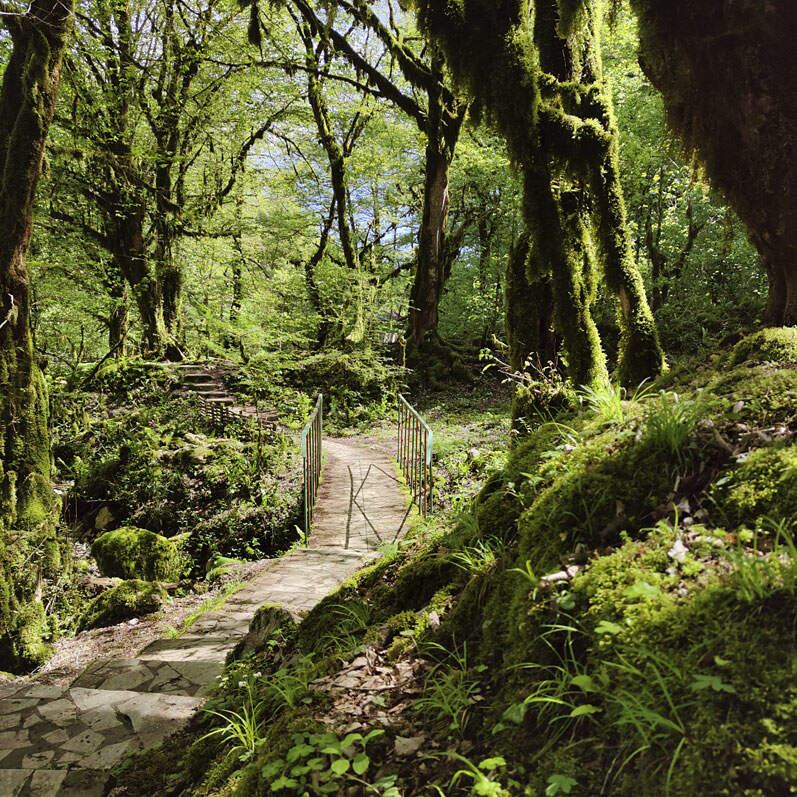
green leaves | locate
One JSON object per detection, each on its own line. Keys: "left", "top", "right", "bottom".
{"left": 352, "top": 752, "right": 370, "bottom": 775}
{"left": 569, "top": 703, "right": 601, "bottom": 717}
{"left": 690, "top": 674, "right": 736, "bottom": 694}
{"left": 546, "top": 774, "right": 578, "bottom": 795}
{"left": 260, "top": 729, "right": 384, "bottom": 793}
{"left": 595, "top": 619, "right": 624, "bottom": 635}
{"left": 570, "top": 674, "right": 599, "bottom": 693}
{"left": 329, "top": 758, "right": 349, "bottom": 775}
{"left": 622, "top": 580, "right": 661, "bottom": 600}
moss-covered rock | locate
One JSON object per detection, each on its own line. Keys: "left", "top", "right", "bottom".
{"left": 78, "top": 580, "right": 167, "bottom": 630}
{"left": 707, "top": 362, "right": 797, "bottom": 425}
{"left": 712, "top": 446, "right": 797, "bottom": 527}
{"left": 91, "top": 526, "right": 181, "bottom": 581}
{"left": 727, "top": 327, "right": 797, "bottom": 367}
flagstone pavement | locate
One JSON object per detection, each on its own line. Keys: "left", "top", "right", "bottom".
{"left": 0, "top": 436, "right": 411, "bottom": 795}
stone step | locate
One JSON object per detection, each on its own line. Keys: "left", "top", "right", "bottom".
{"left": 0, "top": 767, "right": 107, "bottom": 796}
{"left": 181, "top": 372, "right": 215, "bottom": 383}
{"left": 188, "top": 382, "right": 222, "bottom": 391}
{"left": 200, "top": 396, "right": 235, "bottom": 405}
{"left": 0, "top": 684, "right": 202, "bottom": 772}
{"left": 138, "top": 635, "right": 237, "bottom": 663}
{"left": 71, "top": 658, "right": 222, "bottom": 698}
{"left": 194, "top": 390, "right": 229, "bottom": 399}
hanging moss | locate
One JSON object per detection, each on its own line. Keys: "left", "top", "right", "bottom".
{"left": 629, "top": 0, "right": 797, "bottom": 325}
{"left": 413, "top": 0, "right": 662, "bottom": 389}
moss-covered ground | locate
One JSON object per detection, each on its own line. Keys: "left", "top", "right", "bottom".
{"left": 0, "top": 357, "right": 307, "bottom": 673}
{"left": 107, "top": 336, "right": 796, "bottom": 794}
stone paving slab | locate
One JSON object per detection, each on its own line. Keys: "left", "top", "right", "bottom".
{"left": 0, "top": 685, "right": 201, "bottom": 770}
{"left": 137, "top": 635, "right": 236, "bottom": 662}
{"left": 71, "top": 658, "right": 223, "bottom": 697}
{"left": 0, "top": 768, "right": 106, "bottom": 796}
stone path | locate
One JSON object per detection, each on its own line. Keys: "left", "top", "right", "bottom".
{"left": 0, "top": 436, "right": 411, "bottom": 796}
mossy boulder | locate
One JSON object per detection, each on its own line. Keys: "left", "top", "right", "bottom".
{"left": 712, "top": 446, "right": 797, "bottom": 527}
{"left": 91, "top": 527, "right": 181, "bottom": 581}
{"left": 727, "top": 327, "right": 797, "bottom": 366}
{"left": 78, "top": 580, "right": 167, "bottom": 630}
{"left": 708, "top": 363, "right": 797, "bottom": 425}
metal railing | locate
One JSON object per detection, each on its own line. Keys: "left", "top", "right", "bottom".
{"left": 397, "top": 393, "right": 433, "bottom": 517}
{"left": 196, "top": 396, "right": 234, "bottom": 429}
{"left": 193, "top": 395, "right": 277, "bottom": 436}
{"left": 301, "top": 394, "right": 323, "bottom": 536}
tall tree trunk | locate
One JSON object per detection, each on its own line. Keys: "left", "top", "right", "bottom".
{"left": 154, "top": 148, "right": 184, "bottom": 360}
{"left": 0, "top": 0, "right": 73, "bottom": 670}
{"left": 406, "top": 57, "right": 461, "bottom": 356}
{"left": 505, "top": 233, "right": 556, "bottom": 372}
{"left": 408, "top": 132, "right": 451, "bottom": 351}
{"left": 477, "top": 216, "right": 497, "bottom": 346}
{"left": 106, "top": 192, "right": 167, "bottom": 356}
{"left": 631, "top": 0, "right": 797, "bottom": 329}
{"left": 305, "top": 60, "right": 359, "bottom": 275}
{"left": 159, "top": 257, "right": 183, "bottom": 361}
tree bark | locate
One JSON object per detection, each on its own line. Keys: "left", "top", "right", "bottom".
{"left": 408, "top": 132, "right": 451, "bottom": 350}
{"left": 505, "top": 234, "right": 556, "bottom": 372}
{"left": 0, "top": 0, "right": 73, "bottom": 670}
{"left": 406, "top": 57, "right": 462, "bottom": 356}
{"left": 108, "top": 281, "right": 128, "bottom": 357}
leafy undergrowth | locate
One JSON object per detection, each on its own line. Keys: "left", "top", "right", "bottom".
{"left": 112, "top": 330, "right": 796, "bottom": 796}
{"left": 53, "top": 359, "right": 303, "bottom": 576}
{"left": 227, "top": 348, "right": 403, "bottom": 434}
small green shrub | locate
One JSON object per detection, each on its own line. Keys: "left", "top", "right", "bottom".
{"left": 639, "top": 391, "right": 703, "bottom": 469}
{"left": 91, "top": 526, "right": 182, "bottom": 581}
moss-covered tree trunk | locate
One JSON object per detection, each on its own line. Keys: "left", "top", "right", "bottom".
{"left": 505, "top": 233, "right": 556, "bottom": 372}
{"left": 414, "top": 0, "right": 663, "bottom": 389}
{"left": 154, "top": 126, "right": 184, "bottom": 361}
{"left": 0, "top": 0, "right": 73, "bottom": 669}
{"left": 108, "top": 278, "right": 128, "bottom": 357}
{"left": 630, "top": 0, "right": 797, "bottom": 326}
{"left": 406, "top": 58, "right": 463, "bottom": 357}
{"left": 407, "top": 124, "right": 453, "bottom": 351}
{"left": 106, "top": 188, "right": 168, "bottom": 357}
{"left": 300, "top": 28, "right": 370, "bottom": 346}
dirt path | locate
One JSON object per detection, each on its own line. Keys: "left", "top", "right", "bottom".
{"left": 0, "top": 436, "right": 411, "bottom": 796}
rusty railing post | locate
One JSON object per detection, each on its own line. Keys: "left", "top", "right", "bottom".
{"left": 301, "top": 394, "right": 324, "bottom": 542}
{"left": 397, "top": 394, "right": 433, "bottom": 518}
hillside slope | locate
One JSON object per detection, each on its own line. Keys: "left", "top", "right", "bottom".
{"left": 114, "top": 330, "right": 797, "bottom": 796}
